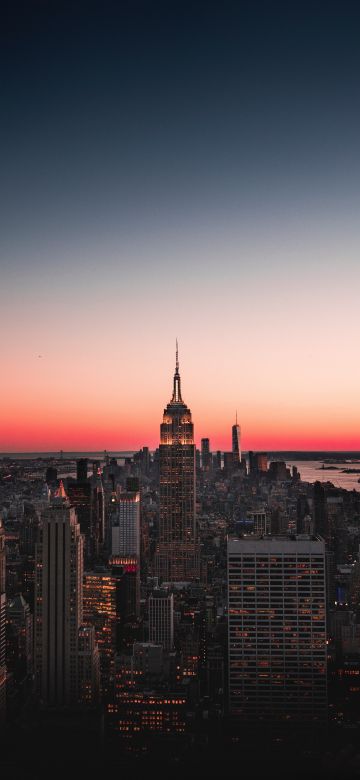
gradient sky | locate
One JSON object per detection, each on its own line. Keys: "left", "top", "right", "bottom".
{"left": 1, "top": 0, "right": 360, "bottom": 451}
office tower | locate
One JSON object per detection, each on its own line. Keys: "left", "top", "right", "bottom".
{"left": 249, "top": 452, "right": 268, "bottom": 473}
{"left": 133, "top": 447, "right": 150, "bottom": 477}
{"left": 0, "top": 518, "right": 6, "bottom": 721}
{"left": 78, "top": 625, "right": 100, "bottom": 705}
{"left": 313, "top": 481, "right": 329, "bottom": 538}
{"left": 126, "top": 476, "right": 140, "bottom": 492}
{"left": 77, "top": 458, "right": 88, "bottom": 482}
{"left": 6, "top": 594, "right": 33, "bottom": 682}
{"left": 256, "top": 452, "right": 268, "bottom": 472}
{"left": 90, "top": 464, "right": 105, "bottom": 559}
{"left": 156, "top": 345, "right": 199, "bottom": 582}
{"left": 111, "top": 490, "right": 140, "bottom": 559}
{"left": 201, "top": 438, "right": 211, "bottom": 471}
{"left": 149, "top": 590, "right": 174, "bottom": 650}
{"left": 110, "top": 556, "right": 140, "bottom": 621}
{"left": 195, "top": 448, "right": 201, "bottom": 470}
{"left": 297, "top": 495, "right": 312, "bottom": 535}
{"left": 269, "top": 460, "right": 289, "bottom": 481}
{"left": 232, "top": 414, "right": 241, "bottom": 466}
{"left": 247, "top": 509, "right": 270, "bottom": 535}
{"left": 66, "top": 466, "right": 92, "bottom": 560}
{"left": 228, "top": 535, "right": 327, "bottom": 722}
{"left": 214, "top": 450, "right": 222, "bottom": 470}
{"left": 34, "top": 499, "right": 84, "bottom": 706}
{"left": 45, "top": 466, "right": 58, "bottom": 484}
{"left": 83, "top": 567, "right": 124, "bottom": 698}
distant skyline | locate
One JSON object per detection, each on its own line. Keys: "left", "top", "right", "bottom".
{"left": 1, "top": 1, "right": 360, "bottom": 452}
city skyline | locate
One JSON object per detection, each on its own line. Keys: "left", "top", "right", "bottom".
{"left": 1, "top": 1, "right": 359, "bottom": 452}
{"left": 0, "top": 338, "right": 359, "bottom": 452}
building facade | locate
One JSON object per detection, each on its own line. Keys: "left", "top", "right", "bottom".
{"left": 0, "top": 518, "right": 6, "bottom": 721}
{"left": 155, "top": 346, "right": 199, "bottom": 581}
{"left": 34, "top": 500, "right": 84, "bottom": 706}
{"left": 228, "top": 535, "right": 327, "bottom": 722}
{"left": 111, "top": 490, "right": 140, "bottom": 559}
{"left": 148, "top": 590, "right": 174, "bottom": 650}
{"left": 232, "top": 416, "right": 241, "bottom": 466}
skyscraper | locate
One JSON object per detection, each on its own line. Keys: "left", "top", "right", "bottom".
{"left": 201, "top": 438, "right": 211, "bottom": 471}
{"left": 148, "top": 590, "right": 174, "bottom": 650}
{"left": 155, "top": 344, "right": 199, "bottom": 582}
{"left": 111, "top": 490, "right": 140, "bottom": 559}
{"left": 228, "top": 535, "right": 327, "bottom": 722}
{"left": 232, "top": 413, "right": 241, "bottom": 466}
{"left": 34, "top": 498, "right": 84, "bottom": 706}
{"left": 0, "top": 518, "right": 6, "bottom": 721}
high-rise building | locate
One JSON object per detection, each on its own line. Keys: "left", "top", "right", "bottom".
{"left": 34, "top": 499, "right": 84, "bottom": 706}
{"left": 111, "top": 490, "right": 140, "bottom": 559}
{"left": 155, "top": 345, "right": 199, "bottom": 582}
{"left": 66, "top": 471, "right": 92, "bottom": 560}
{"left": 77, "top": 458, "right": 88, "bottom": 482}
{"left": 228, "top": 535, "right": 327, "bottom": 722}
{"left": 247, "top": 509, "right": 270, "bottom": 535}
{"left": 78, "top": 625, "right": 100, "bottom": 705}
{"left": 110, "top": 556, "right": 140, "bottom": 621}
{"left": 6, "top": 593, "right": 33, "bottom": 682}
{"left": 90, "top": 463, "right": 105, "bottom": 559}
{"left": 269, "top": 460, "right": 289, "bottom": 481}
{"left": 148, "top": 590, "right": 174, "bottom": 650}
{"left": 249, "top": 452, "right": 268, "bottom": 473}
{"left": 0, "top": 518, "right": 6, "bottom": 721}
{"left": 232, "top": 414, "right": 241, "bottom": 466}
{"left": 214, "top": 450, "right": 222, "bottom": 470}
{"left": 201, "top": 438, "right": 211, "bottom": 471}
{"left": 83, "top": 567, "right": 124, "bottom": 698}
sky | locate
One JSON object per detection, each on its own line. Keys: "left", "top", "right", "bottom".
{"left": 1, "top": 0, "right": 360, "bottom": 452}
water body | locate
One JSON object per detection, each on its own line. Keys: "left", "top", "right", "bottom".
{"left": 287, "top": 461, "right": 360, "bottom": 492}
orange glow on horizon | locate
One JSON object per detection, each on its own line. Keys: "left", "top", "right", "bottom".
{"left": 1, "top": 414, "right": 359, "bottom": 453}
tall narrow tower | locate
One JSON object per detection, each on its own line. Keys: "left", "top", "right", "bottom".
{"left": 232, "top": 412, "right": 241, "bottom": 466}
{"left": 156, "top": 343, "right": 199, "bottom": 582}
{"left": 34, "top": 498, "right": 84, "bottom": 706}
{"left": 0, "top": 518, "right": 6, "bottom": 721}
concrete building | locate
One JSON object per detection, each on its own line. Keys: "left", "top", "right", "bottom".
{"left": 149, "top": 589, "right": 174, "bottom": 650}
{"left": 111, "top": 490, "right": 140, "bottom": 559}
{"left": 0, "top": 518, "right": 6, "bottom": 721}
{"left": 34, "top": 499, "right": 84, "bottom": 706}
{"left": 228, "top": 534, "right": 327, "bottom": 722}
{"left": 201, "top": 438, "right": 211, "bottom": 471}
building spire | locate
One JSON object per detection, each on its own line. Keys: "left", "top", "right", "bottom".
{"left": 171, "top": 338, "right": 183, "bottom": 403}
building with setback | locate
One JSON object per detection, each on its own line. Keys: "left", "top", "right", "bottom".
{"left": 34, "top": 498, "right": 98, "bottom": 706}
{"left": 155, "top": 345, "right": 199, "bottom": 581}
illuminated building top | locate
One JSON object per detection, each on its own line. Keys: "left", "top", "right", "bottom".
{"left": 161, "top": 342, "right": 193, "bottom": 446}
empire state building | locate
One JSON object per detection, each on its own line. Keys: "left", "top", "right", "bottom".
{"left": 155, "top": 345, "right": 199, "bottom": 582}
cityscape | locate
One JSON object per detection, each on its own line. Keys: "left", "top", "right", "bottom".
{"left": 1, "top": 350, "right": 360, "bottom": 775}
{"left": 2, "top": 1, "right": 360, "bottom": 777}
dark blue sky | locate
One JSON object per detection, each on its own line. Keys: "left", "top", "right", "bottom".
{"left": 1, "top": 1, "right": 360, "bottom": 451}
{"left": 3, "top": 0, "right": 360, "bottom": 247}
